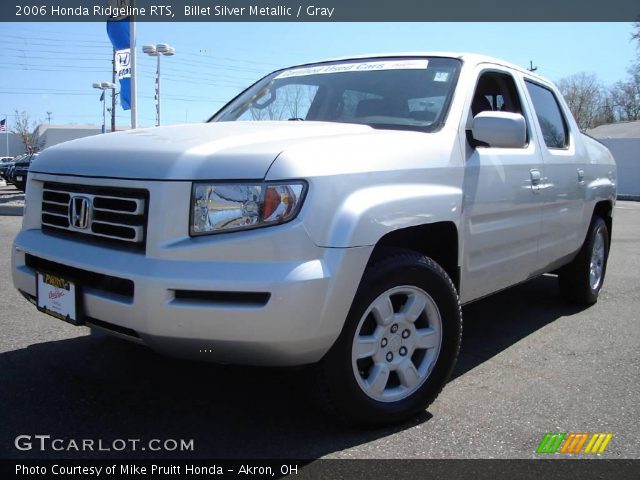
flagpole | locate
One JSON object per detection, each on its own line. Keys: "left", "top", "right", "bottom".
{"left": 3, "top": 115, "right": 8, "bottom": 157}
{"left": 129, "top": 4, "right": 138, "bottom": 129}
{"left": 111, "top": 49, "right": 117, "bottom": 132}
{"left": 102, "top": 92, "right": 107, "bottom": 134}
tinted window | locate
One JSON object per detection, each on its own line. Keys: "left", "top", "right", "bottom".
{"left": 339, "top": 90, "right": 383, "bottom": 120}
{"left": 525, "top": 81, "right": 568, "bottom": 149}
{"left": 236, "top": 84, "right": 319, "bottom": 121}
{"left": 469, "top": 71, "right": 528, "bottom": 148}
{"left": 213, "top": 57, "right": 462, "bottom": 132}
{"left": 472, "top": 72, "right": 524, "bottom": 117}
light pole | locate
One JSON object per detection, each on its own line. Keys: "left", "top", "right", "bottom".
{"left": 93, "top": 82, "right": 116, "bottom": 134}
{"left": 142, "top": 43, "right": 175, "bottom": 126}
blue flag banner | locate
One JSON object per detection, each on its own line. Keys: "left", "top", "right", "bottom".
{"left": 106, "top": 20, "right": 132, "bottom": 110}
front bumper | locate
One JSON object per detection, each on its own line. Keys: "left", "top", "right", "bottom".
{"left": 12, "top": 175, "right": 372, "bottom": 366}
{"left": 13, "top": 229, "right": 371, "bottom": 366}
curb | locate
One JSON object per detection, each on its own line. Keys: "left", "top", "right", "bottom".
{"left": 0, "top": 205, "right": 24, "bottom": 216}
{"left": 617, "top": 195, "right": 640, "bottom": 202}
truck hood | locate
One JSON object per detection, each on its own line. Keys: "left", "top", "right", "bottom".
{"left": 31, "top": 122, "right": 373, "bottom": 180}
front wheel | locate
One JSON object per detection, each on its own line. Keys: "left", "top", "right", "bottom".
{"left": 313, "top": 251, "right": 462, "bottom": 427}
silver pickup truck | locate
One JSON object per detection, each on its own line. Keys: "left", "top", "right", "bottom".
{"left": 12, "top": 53, "right": 616, "bottom": 426}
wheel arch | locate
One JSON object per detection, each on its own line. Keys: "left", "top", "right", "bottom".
{"left": 366, "top": 221, "right": 460, "bottom": 292}
{"left": 593, "top": 200, "right": 613, "bottom": 247}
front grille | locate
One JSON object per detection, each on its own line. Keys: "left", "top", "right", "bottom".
{"left": 41, "top": 182, "right": 148, "bottom": 250}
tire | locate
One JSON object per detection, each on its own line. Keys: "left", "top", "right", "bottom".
{"left": 558, "top": 216, "right": 610, "bottom": 305}
{"left": 313, "top": 251, "right": 462, "bottom": 427}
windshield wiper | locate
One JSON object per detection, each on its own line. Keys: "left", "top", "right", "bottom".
{"left": 288, "top": 117, "right": 305, "bottom": 121}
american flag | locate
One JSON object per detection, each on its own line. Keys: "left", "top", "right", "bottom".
{"left": 0, "top": 119, "right": 6, "bottom": 132}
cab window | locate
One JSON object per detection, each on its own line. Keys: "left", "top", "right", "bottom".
{"left": 468, "top": 71, "right": 528, "bottom": 148}
{"left": 525, "top": 81, "right": 569, "bottom": 149}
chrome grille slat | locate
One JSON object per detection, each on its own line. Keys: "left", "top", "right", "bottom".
{"left": 91, "top": 219, "right": 143, "bottom": 230}
{"left": 91, "top": 222, "right": 143, "bottom": 242}
{"left": 42, "top": 212, "right": 68, "bottom": 218}
{"left": 92, "top": 206, "right": 141, "bottom": 215}
{"left": 40, "top": 183, "right": 148, "bottom": 249}
{"left": 92, "top": 195, "right": 144, "bottom": 215}
{"left": 73, "top": 228, "right": 142, "bottom": 243}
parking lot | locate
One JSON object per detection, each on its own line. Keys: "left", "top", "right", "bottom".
{"left": 0, "top": 183, "right": 638, "bottom": 460}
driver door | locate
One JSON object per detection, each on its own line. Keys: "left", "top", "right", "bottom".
{"left": 459, "top": 67, "right": 545, "bottom": 303}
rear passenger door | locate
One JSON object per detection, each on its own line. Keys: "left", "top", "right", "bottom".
{"left": 523, "top": 80, "right": 586, "bottom": 271}
{"left": 460, "top": 67, "right": 545, "bottom": 303}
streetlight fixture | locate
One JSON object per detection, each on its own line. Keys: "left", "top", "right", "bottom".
{"left": 142, "top": 43, "right": 175, "bottom": 126}
{"left": 93, "top": 81, "right": 116, "bottom": 134}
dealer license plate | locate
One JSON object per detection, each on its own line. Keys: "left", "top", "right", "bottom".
{"left": 36, "top": 272, "right": 82, "bottom": 325}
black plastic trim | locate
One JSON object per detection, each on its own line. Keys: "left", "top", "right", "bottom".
{"left": 25, "top": 254, "right": 135, "bottom": 299}
{"left": 173, "top": 290, "right": 271, "bottom": 307}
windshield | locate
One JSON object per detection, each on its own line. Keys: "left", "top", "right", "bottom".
{"left": 211, "top": 57, "right": 461, "bottom": 132}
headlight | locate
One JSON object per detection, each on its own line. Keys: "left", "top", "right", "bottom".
{"left": 190, "top": 181, "right": 306, "bottom": 235}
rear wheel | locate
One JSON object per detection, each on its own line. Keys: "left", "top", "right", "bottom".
{"left": 558, "top": 216, "right": 610, "bottom": 305}
{"left": 313, "top": 251, "right": 462, "bottom": 426}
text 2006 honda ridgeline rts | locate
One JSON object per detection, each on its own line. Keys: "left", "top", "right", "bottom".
{"left": 13, "top": 54, "right": 616, "bottom": 426}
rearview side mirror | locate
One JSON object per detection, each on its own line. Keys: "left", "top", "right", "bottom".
{"left": 471, "top": 111, "right": 527, "bottom": 149}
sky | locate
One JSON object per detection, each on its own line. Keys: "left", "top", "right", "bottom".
{"left": 0, "top": 22, "right": 637, "bottom": 129}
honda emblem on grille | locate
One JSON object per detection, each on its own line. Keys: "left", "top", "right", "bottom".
{"left": 69, "top": 196, "right": 92, "bottom": 230}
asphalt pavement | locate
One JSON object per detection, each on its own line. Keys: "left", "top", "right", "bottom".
{"left": 0, "top": 184, "right": 23, "bottom": 216}
{"left": 0, "top": 193, "right": 638, "bottom": 460}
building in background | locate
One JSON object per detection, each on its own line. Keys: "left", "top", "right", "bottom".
{"left": 33, "top": 124, "right": 104, "bottom": 150}
{"left": 3, "top": 124, "right": 111, "bottom": 158}
{"left": 2, "top": 132, "right": 23, "bottom": 158}
{"left": 587, "top": 121, "right": 640, "bottom": 200}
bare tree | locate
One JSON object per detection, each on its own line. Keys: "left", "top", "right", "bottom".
{"left": 283, "top": 85, "right": 316, "bottom": 120}
{"left": 617, "top": 22, "right": 640, "bottom": 121}
{"left": 11, "top": 110, "right": 43, "bottom": 154}
{"left": 243, "top": 84, "right": 318, "bottom": 121}
{"left": 557, "top": 73, "right": 606, "bottom": 130}
{"left": 632, "top": 21, "right": 640, "bottom": 47}
{"left": 610, "top": 73, "right": 640, "bottom": 122}
{"left": 597, "top": 88, "right": 617, "bottom": 125}
{"left": 556, "top": 24, "right": 640, "bottom": 129}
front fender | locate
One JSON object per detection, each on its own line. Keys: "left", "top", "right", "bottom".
{"left": 264, "top": 126, "right": 465, "bottom": 249}
{"left": 323, "top": 183, "right": 463, "bottom": 247}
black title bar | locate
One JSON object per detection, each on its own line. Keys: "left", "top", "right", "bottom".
{"left": 3, "top": 459, "right": 640, "bottom": 480}
{"left": 2, "top": 0, "right": 640, "bottom": 22}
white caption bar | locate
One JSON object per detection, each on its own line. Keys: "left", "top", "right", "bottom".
{"left": 275, "top": 59, "right": 429, "bottom": 79}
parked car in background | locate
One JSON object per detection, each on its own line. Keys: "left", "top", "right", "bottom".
{"left": 12, "top": 153, "right": 38, "bottom": 192}
{"left": 12, "top": 53, "right": 616, "bottom": 426}
{"left": 0, "top": 156, "right": 16, "bottom": 180}
{"left": 3, "top": 155, "right": 25, "bottom": 184}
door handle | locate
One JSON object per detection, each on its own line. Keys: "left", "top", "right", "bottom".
{"left": 577, "top": 168, "right": 585, "bottom": 184}
{"left": 530, "top": 169, "right": 541, "bottom": 193}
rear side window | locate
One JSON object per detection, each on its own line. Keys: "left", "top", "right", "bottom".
{"left": 525, "top": 81, "right": 569, "bottom": 149}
